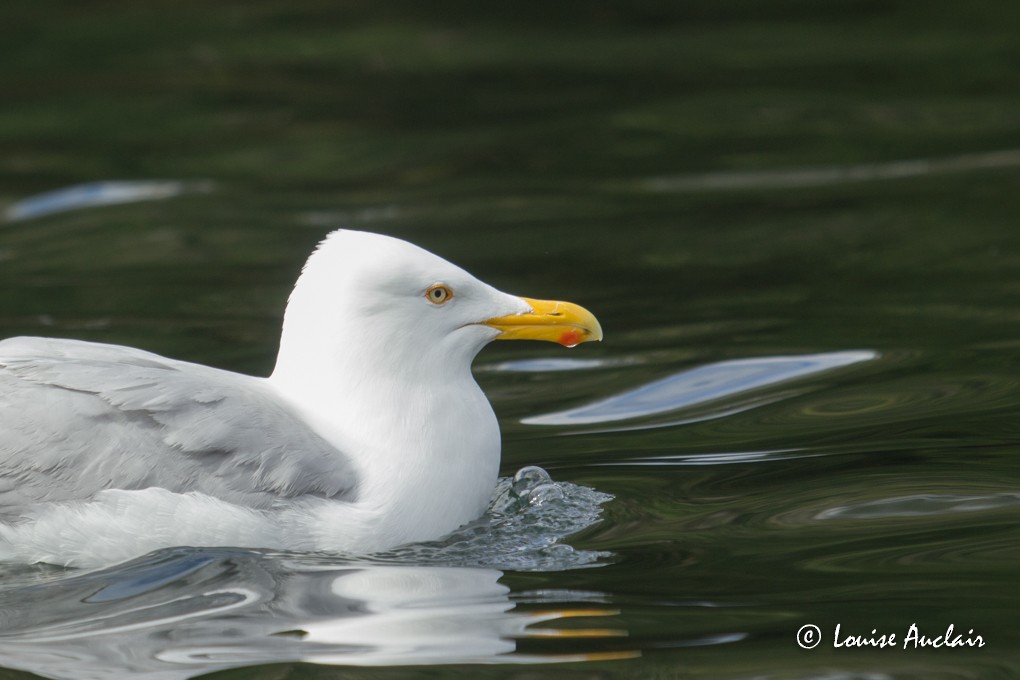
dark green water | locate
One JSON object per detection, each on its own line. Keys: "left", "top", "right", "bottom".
{"left": 2, "top": 2, "right": 1019, "bottom": 678}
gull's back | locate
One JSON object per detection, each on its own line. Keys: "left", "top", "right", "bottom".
{"left": 0, "top": 337, "right": 359, "bottom": 519}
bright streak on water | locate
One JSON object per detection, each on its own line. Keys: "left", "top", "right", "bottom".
{"left": 5, "top": 181, "right": 212, "bottom": 222}
{"left": 523, "top": 351, "right": 878, "bottom": 426}
{"left": 638, "top": 148, "right": 1020, "bottom": 193}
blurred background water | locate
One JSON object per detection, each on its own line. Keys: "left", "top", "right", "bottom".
{"left": 1, "top": 1, "right": 1019, "bottom": 678}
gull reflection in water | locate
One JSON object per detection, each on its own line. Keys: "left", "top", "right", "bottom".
{"left": 0, "top": 548, "right": 631, "bottom": 679}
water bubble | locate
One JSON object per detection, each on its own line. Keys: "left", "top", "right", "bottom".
{"left": 512, "top": 466, "right": 552, "bottom": 497}
{"left": 527, "top": 483, "right": 565, "bottom": 506}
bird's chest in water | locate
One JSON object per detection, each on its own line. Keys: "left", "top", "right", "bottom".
{"left": 359, "top": 397, "right": 501, "bottom": 543}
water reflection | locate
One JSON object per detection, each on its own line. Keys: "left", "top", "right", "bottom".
{"left": 0, "top": 549, "right": 630, "bottom": 679}
{"left": 637, "top": 148, "right": 1020, "bottom": 192}
{"left": 597, "top": 447, "right": 810, "bottom": 467}
{"left": 4, "top": 180, "right": 213, "bottom": 222}
{"left": 816, "top": 492, "right": 1020, "bottom": 520}
{"left": 523, "top": 351, "right": 877, "bottom": 426}
{"left": 0, "top": 470, "right": 627, "bottom": 678}
{"left": 481, "top": 356, "right": 631, "bottom": 373}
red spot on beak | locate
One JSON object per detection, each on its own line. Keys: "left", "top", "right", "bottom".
{"left": 558, "top": 329, "right": 583, "bottom": 347}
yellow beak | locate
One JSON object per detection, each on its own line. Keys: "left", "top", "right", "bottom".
{"left": 483, "top": 297, "right": 603, "bottom": 347}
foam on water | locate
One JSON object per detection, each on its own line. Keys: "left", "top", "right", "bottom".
{"left": 367, "top": 466, "right": 613, "bottom": 571}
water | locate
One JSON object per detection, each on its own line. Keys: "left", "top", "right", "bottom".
{"left": 2, "top": 1, "right": 1019, "bottom": 678}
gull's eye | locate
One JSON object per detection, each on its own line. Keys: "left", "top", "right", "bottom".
{"left": 425, "top": 284, "right": 453, "bottom": 305}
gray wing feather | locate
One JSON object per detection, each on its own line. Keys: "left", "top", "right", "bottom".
{"left": 0, "top": 337, "right": 358, "bottom": 517}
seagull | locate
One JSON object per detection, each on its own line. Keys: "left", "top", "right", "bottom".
{"left": 0, "top": 230, "right": 602, "bottom": 566}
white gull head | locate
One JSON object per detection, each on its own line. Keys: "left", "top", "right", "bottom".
{"left": 268, "top": 229, "right": 603, "bottom": 552}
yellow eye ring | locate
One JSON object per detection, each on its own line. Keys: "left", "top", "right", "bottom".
{"left": 425, "top": 284, "right": 453, "bottom": 305}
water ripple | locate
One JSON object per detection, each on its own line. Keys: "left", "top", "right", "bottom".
{"left": 796, "top": 530, "right": 1019, "bottom": 574}
{"left": 523, "top": 351, "right": 876, "bottom": 427}
{"left": 0, "top": 549, "right": 632, "bottom": 678}
{"left": 5, "top": 180, "right": 213, "bottom": 222}
{"left": 815, "top": 493, "right": 1020, "bottom": 520}
{"left": 637, "top": 147, "right": 1020, "bottom": 193}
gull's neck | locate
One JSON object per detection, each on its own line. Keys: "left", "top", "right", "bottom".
{"left": 268, "top": 287, "right": 500, "bottom": 549}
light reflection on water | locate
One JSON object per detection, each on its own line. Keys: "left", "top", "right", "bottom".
{"left": 4, "top": 181, "right": 213, "bottom": 222}
{"left": 520, "top": 350, "right": 877, "bottom": 426}
{"left": 815, "top": 492, "right": 1020, "bottom": 520}
{"left": 0, "top": 550, "right": 632, "bottom": 679}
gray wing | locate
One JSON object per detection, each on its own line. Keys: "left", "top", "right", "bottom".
{"left": 0, "top": 337, "right": 359, "bottom": 518}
